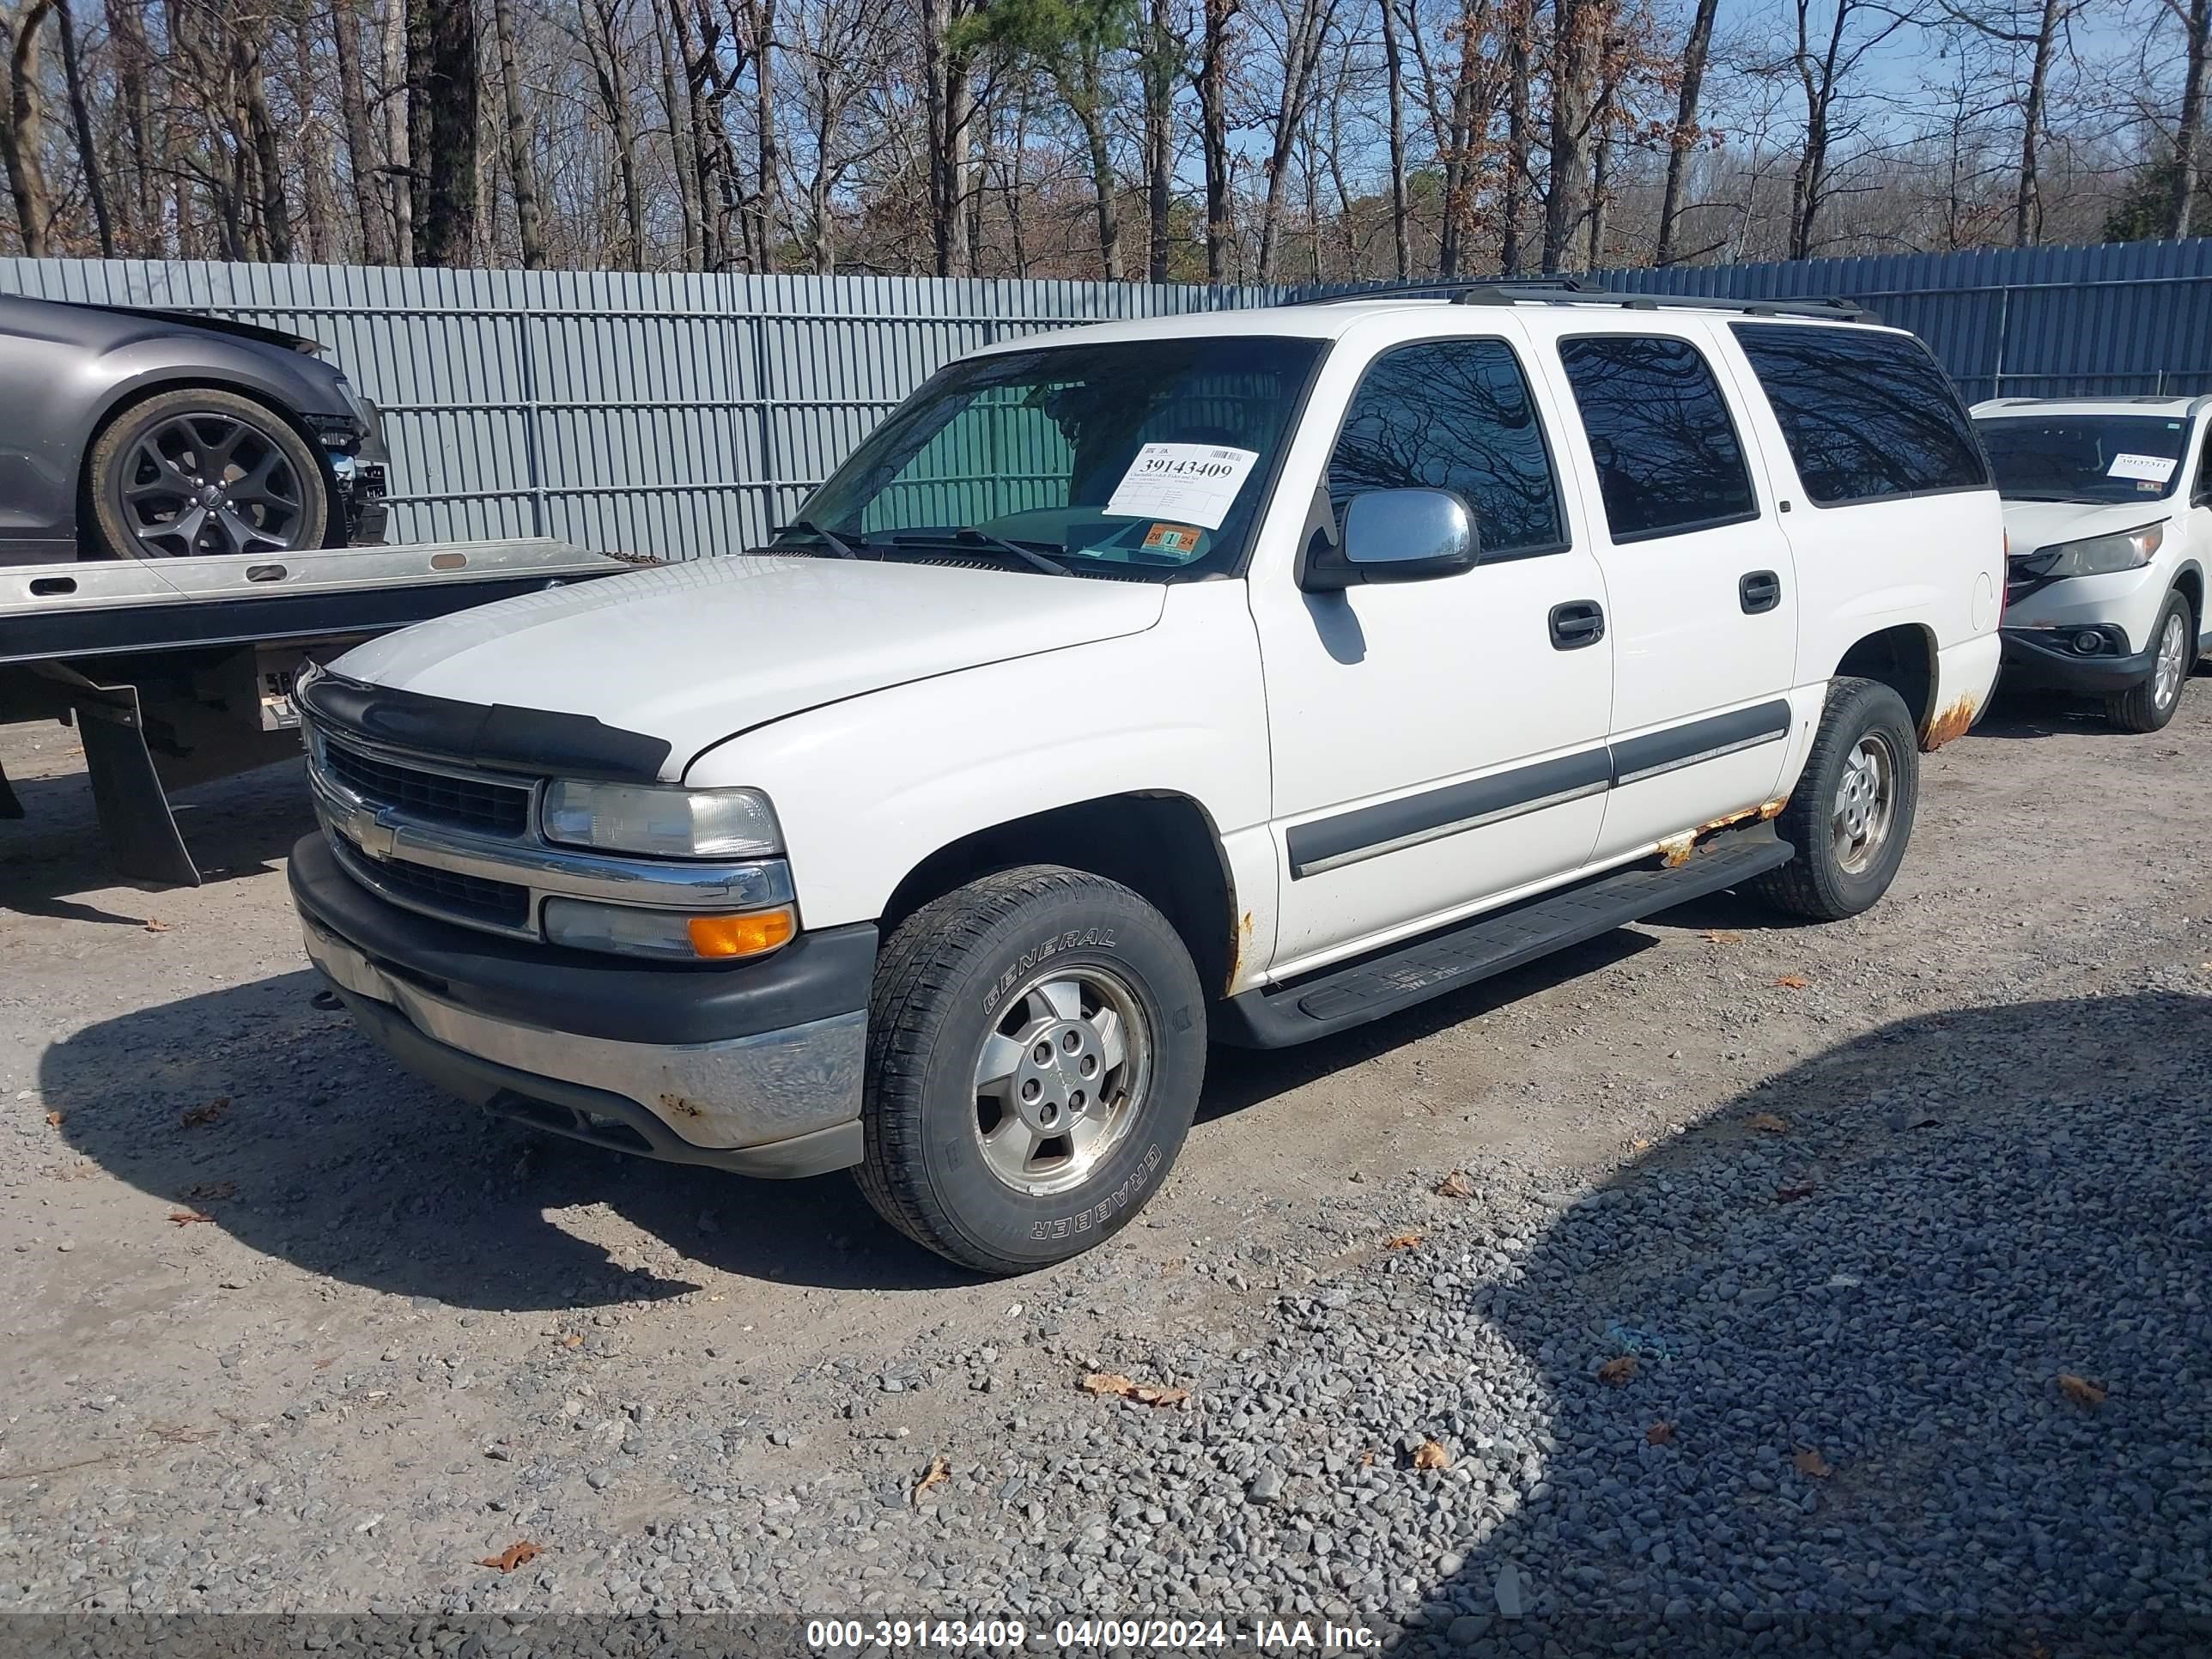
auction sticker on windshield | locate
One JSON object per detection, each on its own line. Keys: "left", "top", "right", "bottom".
{"left": 1106, "top": 443, "right": 1260, "bottom": 529}
{"left": 2107, "top": 453, "right": 2179, "bottom": 483}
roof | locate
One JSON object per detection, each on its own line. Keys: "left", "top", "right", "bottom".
{"left": 983, "top": 289, "right": 1890, "bottom": 357}
{"left": 1972, "top": 394, "right": 2212, "bottom": 418}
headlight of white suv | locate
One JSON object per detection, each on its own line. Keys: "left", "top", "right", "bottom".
{"left": 541, "top": 781, "right": 781, "bottom": 859}
{"left": 2032, "top": 521, "right": 2164, "bottom": 578}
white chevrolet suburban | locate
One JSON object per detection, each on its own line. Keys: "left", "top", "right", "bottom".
{"left": 288, "top": 285, "right": 2004, "bottom": 1273}
{"left": 1972, "top": 396, "right": 2211, "bottom": 731}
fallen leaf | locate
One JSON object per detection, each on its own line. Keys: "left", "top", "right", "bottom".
{"left": 1775, "top": 975, "right": 1810, "bottom": 990}
{"left": 184, "top": 1180, "right": 235, "bottom": 1202}
{"left": 44, "top": 1110, "right": 63, "bottom": 1127}
{"left": 1597, "top": 1356, "right": 1638, "bottom": 1385}
{"left": 1775, "top": 1182, "right": 1816, "bottom": 1203}
{"left": 313, "top": 1357, "right": 334, "bottom": 1371}
{"left": 1747, "top": 1112, "right": 1790, "bottom": 1133}
{"left": 1382, "top": 1231, "right": 1425, "bottom": 1250}
{"left": 1701, "top": 929, "right": 1741, "bottom": 944}
{"left": 1358, "top": 1448, "right": 1376, "bottom": 1469}
{"left": 180, "top": 1097, "right": 230, "bottom": 1129}
{"left": 1645, "top": 1420, "right": 1675, "bottom": 1445}
{"left": 142, "top": 918, "right": 170, "bottom": 933}
{"left": 1411, "top": 1438, "right": 1451, "bottom": 1471}
{"left": 1434, "top": 1171, "right": 1477, "bottom": 1200}
{"left": 560, "top": 1334, "right": 584, "bottom": 1349}
{"left": 1793, "top": 1447, "right": 1833, "bottom": 1479}
{"left": 2057, "top": 1373, "right": 2106, "bottom": 1408}
{"left": 1629, "top": 1137, "right": 1652, "bottom": 1154}
{"left": 167, "top": 1209, "right": 216, "bottom": 1226}
{"left": 476, "top": 1540, "right": 543, "bottom": 1573}
{"left": 912, "top": 1455, "right": 950, "bottom": 1504}
{"left": 1080, "top": 1372, "right": 1190, "bottom": 1407}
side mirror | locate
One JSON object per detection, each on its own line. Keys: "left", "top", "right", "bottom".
{"left": 1301, "top": 489, "right": 1480, "bottom": 591}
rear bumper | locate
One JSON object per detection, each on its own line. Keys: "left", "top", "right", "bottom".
{"left": 1999, "top": 625, "right": 2154, "bottom": 695}
{"left": 289, "top": 831, "right": 873, "bottom": 1176}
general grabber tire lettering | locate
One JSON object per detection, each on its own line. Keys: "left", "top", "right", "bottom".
{"left": 1753, "top": 676, "right": 1919, "bottom": 922}
{"left": 854, "top": 866, "right": 1207, "bottom": 1273}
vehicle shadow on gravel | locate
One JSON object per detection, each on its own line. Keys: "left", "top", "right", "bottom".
{"left": 37, "top": 967, "right": 975, "bottom": 1308}
{"left": 1197, "top": 931, "right": 1656, "bottom": 1123}
{"left": 1405, "top": 991, "right": 2211, "bottom": 1657}
{"left": 37, "top": 932, "right": 1664, "bottom": 1308}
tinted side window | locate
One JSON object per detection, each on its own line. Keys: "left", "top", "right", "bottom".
{"left": 1328, "top": 338, "right": 1567, "bottom": 558}
{"left": 1557, "top": 335, "right": 1758, "bottom": 541}
{"left": 1731, "top": 323, "right": 1989, "bottom": 504}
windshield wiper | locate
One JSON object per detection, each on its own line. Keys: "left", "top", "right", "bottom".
{"left": 890, "top": 529, "right": 1072, "bottom": 577}
{"left": 773, "top": 520, "right": 866, "bottom": 558}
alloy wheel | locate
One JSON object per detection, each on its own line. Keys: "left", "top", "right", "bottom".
{"left": 117, "top": 411, "right": 310, "bottom": 557}
{"left": 971, "top": 965, "right": 1152, "bottom": 1195}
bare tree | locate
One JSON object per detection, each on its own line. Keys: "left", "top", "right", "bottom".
{"left": 1254, "top": 0, "right": 1338, "bottom": 281}
{"left": 1377, "top": 0, "right": 1409, "bottom": 278}
{"left": 1543, "top": 0, "right": 1604, "bottom": 270}
{"left": 1655, "top": 0, "right": 1720, "bottom": 263}
{"left": 495, "top": 0, "right": 547, "bottom": 263}
{"left": 1784, "top": 0, "right": 1914, "bottom": 261}
{"left": 0, "top": 0, "right": 56, "bottom": 254}
{"left": 1197, "top": 0, "right": 1235, "bottom": 280}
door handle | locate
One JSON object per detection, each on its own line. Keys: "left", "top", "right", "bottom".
{"left": 1549, "top": 599, "right": 1606, "bottom": 651}
{"left": 1740, "top": 570, "right": 1783, "bottom": 614}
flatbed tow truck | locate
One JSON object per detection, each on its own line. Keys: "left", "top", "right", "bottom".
{"left": 1, "top": 540, "right": 636, "bottom": 886}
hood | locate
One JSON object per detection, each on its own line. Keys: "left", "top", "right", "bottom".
{"left": 67, "top": 301, "right": 325, "bottom": 355}
{"left": 330, "top": 555, "right": 1166, "bottom": 774}
{"left": 1999, "top": 498, "right": 2173, "bottom": 556}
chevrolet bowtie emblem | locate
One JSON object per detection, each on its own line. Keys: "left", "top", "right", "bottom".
{"left": 355, "top": 817, "right": 398, "bottom": 860}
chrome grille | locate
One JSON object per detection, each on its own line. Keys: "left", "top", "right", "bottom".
{"left": 330, "top": 832, "right": 532, "bottom": 931}
{"left": 319, "top": 732, "right": 532, "bottom": 837}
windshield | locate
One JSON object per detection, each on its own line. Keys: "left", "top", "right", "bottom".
{"left": 786, "top": 336, "right": 1326, "bottom": 578}
{"left": 1974, "top": 414, "right": 2191, "bottom": 504}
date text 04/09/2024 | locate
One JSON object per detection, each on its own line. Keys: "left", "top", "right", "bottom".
{"left": 804, "top": 1620, "right": 1381, "bottom": 1651}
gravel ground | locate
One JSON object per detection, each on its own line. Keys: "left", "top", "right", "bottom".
{"left": 2, "top": 680, "right": 2209, "bottom": 1658}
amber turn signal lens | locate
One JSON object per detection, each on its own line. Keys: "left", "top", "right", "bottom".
{"left": 687, "top": 906, "right": 796, "bottom": 959}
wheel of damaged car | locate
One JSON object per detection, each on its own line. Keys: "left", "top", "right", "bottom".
{"left": 88, "top": 387, "right": 328, "bottom": 559}
{"left": 856, "top": 866, "right": 1206, "bottom": 1273}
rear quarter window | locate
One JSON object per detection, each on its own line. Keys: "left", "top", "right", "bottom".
{"left": 1731, "top": 323, "right": 1990, "bottom": 506}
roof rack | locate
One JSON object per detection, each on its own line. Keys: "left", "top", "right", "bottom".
{"left": 1294, "top": 275, "right": 1877, "bottom": 325}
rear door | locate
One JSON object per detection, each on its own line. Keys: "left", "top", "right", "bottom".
{"left": 1251, "top": 323, "right": 1613, "bottom": 975}
{"left": 1545, "top": 322, "right": 1800, "bottom": 860}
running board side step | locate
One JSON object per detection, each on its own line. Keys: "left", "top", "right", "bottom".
{"left": 1214, "top": 823, "right": 1793, "bottom": 1049}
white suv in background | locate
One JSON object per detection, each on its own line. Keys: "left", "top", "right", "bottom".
{"left": 1972, "top": 396, "right": 2211, "bottom": 731}
{"left": 288, "top": 287, "right": 2003, "bottom": 1272}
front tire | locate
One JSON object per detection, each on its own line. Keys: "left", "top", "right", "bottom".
{"left": 88, "top": 388, "right": 329, "bottom": 560}
{"left": 1753, "top": 676, "right": 1919, "bottom": 921}
{"left": 2106, "top": 592, "right": 2194, "bottom": 733}
{"left": 855, "top": 866, "right": 1206, "bottom": 1273}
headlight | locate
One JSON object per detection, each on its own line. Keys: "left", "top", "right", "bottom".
{"left": 331, "top": 374, "right": 372, "bottom": 428}
{"left": 542, "top": 896, "right": 796, "bottom": 961}
{"left": 2033, "top": 521, "right": 2164, "bottom": 578}
{"left": 541, "top": 781, "right": 781, "bottom": 859}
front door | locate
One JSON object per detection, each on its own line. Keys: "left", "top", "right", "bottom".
{"left": 1250, "top": 327, "right": 1615, "bottom": 977}
{"left": 1547, "top": 326, "right": 1801, "bottom": 860}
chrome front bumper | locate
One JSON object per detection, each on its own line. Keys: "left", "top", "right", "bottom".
{"left": 301, "top": 912, "right": 865, "bottom": 1172}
